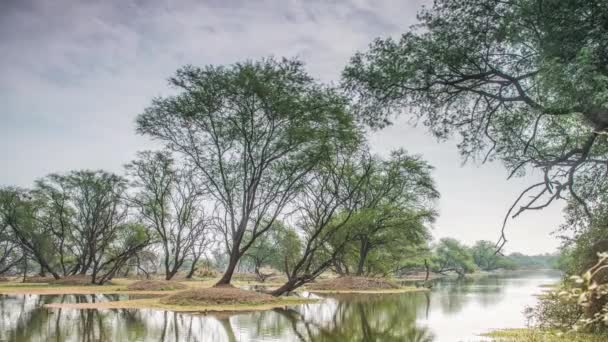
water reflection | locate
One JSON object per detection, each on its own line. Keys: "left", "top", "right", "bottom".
{"left": 0, "top": 271, "right": 560, "bottom": 341}
{"left": 270, "top": 293, "right": 434, "bottom": 341}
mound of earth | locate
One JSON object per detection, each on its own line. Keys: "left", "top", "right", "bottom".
{"left": 52, "top": 275, "right": 98, "bottom": 285}
{"left": 161, "top": 286, "right": 277, "bottom": 306}
{"left": 231, "top": 272, "right": 259, "bottom": 282}
{"left": 23, "top": 276, "right": 55, "bottom": 283}
{"left": 0, "top": 277, "right": 10, "bottom": 282}
{"left": 307, "top": 276, "right": 399, "bottom": 291}
{"left": 126, "top": 280, "right": 188, "bottom": 291}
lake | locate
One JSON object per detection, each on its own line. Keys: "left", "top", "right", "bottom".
{"left": 0, "top": 270, "right": 560, "bottom": 341}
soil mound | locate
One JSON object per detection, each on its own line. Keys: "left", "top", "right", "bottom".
{"left": 307, "top": 276, "right": 399, "bottom": 291}
{"left": 231, "top": 273, "right": 259, "bottom": 282}
{"left": 52, "top": 275, "right": 97, "bottom": 285}
{"left": 126, "top": 280, "right": 188, "bottom": 291}
{"left": 161, "top": 286, "right": 276, "bottom": 306}
{"left": 23, "top": 276, "right": 54, "bottom": 283}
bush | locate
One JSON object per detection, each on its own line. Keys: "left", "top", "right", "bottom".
{"left": 526, "top": 291, "right": 582, "bottom": 329}
{"left": 529, "top": 252, "right": 608, "bottom": 333}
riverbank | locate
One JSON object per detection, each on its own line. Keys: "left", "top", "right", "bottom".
{"left": 484, "top": 328, "right": 608, "bottom": 341}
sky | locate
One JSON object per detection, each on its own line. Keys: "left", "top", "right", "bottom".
{"left": 0, "top": 0, "right": 565, "bottom": 254}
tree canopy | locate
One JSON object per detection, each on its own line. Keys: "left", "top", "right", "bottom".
{"left": 343, "top": 0, "right": 608, "bottom": 248}
{"left": 137, "top": 57, "right": 361, "bottom": 285}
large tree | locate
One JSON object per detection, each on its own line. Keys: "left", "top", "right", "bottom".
{"left": 137, "top": 58, "right": 360, "bottom": 285}
{"left": 343, "top": 0, "right": 608, "bottom": 249}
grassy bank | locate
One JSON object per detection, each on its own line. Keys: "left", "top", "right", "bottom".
{"left": 484, "top": 328, "right": 608, "bottom": 341}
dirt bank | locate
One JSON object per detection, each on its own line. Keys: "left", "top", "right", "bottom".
{"left": 161, "top": 286, "right": 276, "bottom": 306}
{"left": 126, "top": 280, "right": 188, "bottom": 291}
{"left": 307, "top": 276, "right": 399, "bottom": 291}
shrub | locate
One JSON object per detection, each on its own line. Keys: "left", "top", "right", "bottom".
{"left": 529, "top": 252, "right": 608, "bottom": 332}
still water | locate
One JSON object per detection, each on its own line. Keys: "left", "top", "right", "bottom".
{"left": 0, "top": 270, "right": 560, "bottom": 342}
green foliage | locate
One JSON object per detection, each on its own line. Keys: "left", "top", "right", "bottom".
{"left": 557, "top": 195, "right": 608, "bottom": 276}
{"left": 471, "top": 240, "right": 517, "bottom": 271}
{"left": 126, "top": 150, "right": 209, "bottom": 280}
{"left": 136, "top": 57, "right": 361, "bottom": 283}
{"left": 506, "top": 252, "right": 559, "bottom": 270}
{"left": 529, "top": 252, "right": 608, "bottom": 333}
{"left": 272, "top": 223, "right": 302, "bottom": 275}
{"left": 329, "top": 149, "right": 438, "bottom": 276}
{"left": 0, "top": 171, "right": 152, "bottom": 283}
{"left": 431, "top": 238, "right": 476, "bottom": 276}
{"left": 343, "top": 0, "right": 608, "bottom": 240}
{"left": 0, "top": 187, "right": 61, "bottom": 276}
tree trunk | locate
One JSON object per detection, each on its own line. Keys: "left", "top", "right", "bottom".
{"left": 22, "top": 256, "right": 27, "bottom": 282}
{"left": 334, "top": 260, "right": 345, "bottom": 276}
{"left": 38, "top": 260, "right": 61, "bottom": 280}
{"left": 356, "top": 240, "right": 369, "bottom": 276}
{"left": 270, "top": 279, "right": 298, "bottom": 296}
{"left": 215, "top": 249, "right": 240, "bottom": 286}
{"left": 166, "top": 268, "right": 177, "bottom": 280}
{"left": 186, "top": 262, "right": 197, "bottom": 279}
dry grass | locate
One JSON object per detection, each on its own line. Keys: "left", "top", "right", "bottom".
{"left": 126, "top": 280, "right": 188, "bottom": 291}
{"left": 307, "top": 276, "right": 399, "bottom": 291}
{"left": 22, "top": 275, "right": 55, "bottom": 283}
{"left": 52, "top": 275, "right": 101, "bottom": 286}
{"left": 231, "top": 273, "right": 260, "bottom": 282}
{"left": 161, "top": 286, "right": 277, "bottom": 306}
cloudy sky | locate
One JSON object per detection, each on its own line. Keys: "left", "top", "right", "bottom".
{"left": 0, "top": 0, "right": 564, "bottom": 253}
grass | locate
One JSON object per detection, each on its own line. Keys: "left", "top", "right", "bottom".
{"left": 483, "top": 328, "right": 608, "bottom": 341}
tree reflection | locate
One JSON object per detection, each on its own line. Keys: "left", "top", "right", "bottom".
{"left": 432, "top": 276, "right": 505, "bottom": 314}
{"left": 274, "top": 293, "right": 434, "bottom": 342}
{"left": 0, "top": 276, "right": 523, "bottom": 342}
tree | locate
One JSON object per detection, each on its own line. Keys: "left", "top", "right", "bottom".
{"left": 137, "top": 58, "right": 360, "bottom": 285}
{"left": 126, "top": 151, "right": 211, "bottom": 280}
{"left": 343, "top": 0, "right": 608, "bottom": 249}
{"left": 347, "top": 150, "right": 437, "bottom": 276}
{"left": 471, "top": 240, "right": 501, "bottom": 271}
{"left": 270, "top": 152, "right": 372, "bottom": 296}
{"left": 0, "top": 187, "right": 62, "bottom": 279}
{"left": 431, "top": 238, "right": 476, "bottom": 277}
{"left": 38, "top": 171, "right": 150, "bottom": 283}
{"left": 242, "top": 224, "right": 280, "bottom": 282}
{"left": 0, "top": 217, "right": 23, "bottom": 275}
